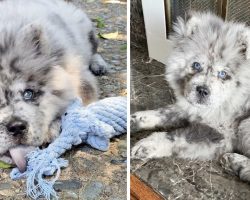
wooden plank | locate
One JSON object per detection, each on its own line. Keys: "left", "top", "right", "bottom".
{"left": 131, "top": 194, "right": 138, "bottom": 200}
{"left": 130, "top": 174, "right": 164, "bottom": 200}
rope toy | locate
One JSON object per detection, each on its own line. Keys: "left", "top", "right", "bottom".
{"left": 10, "top": 96, "right": 127, "bottom": 200}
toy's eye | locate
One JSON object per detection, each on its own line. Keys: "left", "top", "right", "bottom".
{"left": 192, "top": 62, "right": 202, "bottom": 71}
{"left": 218, "top": 70, "right": 228, "bottom": 80}
{"left": 23, "top": 89, "right": 34, "bottom": 100}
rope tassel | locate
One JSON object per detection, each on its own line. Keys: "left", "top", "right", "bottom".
{"left": 10, "top": 96, "right": 127, "bottom": 199}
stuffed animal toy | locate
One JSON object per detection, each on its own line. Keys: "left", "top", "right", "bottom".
{"left": 10, "top": 96, "right": 127, "bottom": 200}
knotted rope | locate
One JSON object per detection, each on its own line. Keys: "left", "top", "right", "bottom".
{"left": 10, "top": 96, "right": 127, "bottom": 199}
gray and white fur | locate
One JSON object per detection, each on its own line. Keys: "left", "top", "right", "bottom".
{"left": 0, "top": 0, "right": 108, "bottom": 166}
{"left": 131, "top": 12, "right": 250, "bottom": 183}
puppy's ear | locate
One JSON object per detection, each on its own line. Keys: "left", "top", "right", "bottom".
{"left": 184, "top": 11, "right": 203, "bottom": 36}
{"left": 171, "top": 11, "right": 223, "bottom": 41}
{"left": 235, "top": 26, "right": 250, "bottom": 59}
{"left": 171, "top": 11, "right": 202, "bottom": 40}
{"left": 19, "top": 24, "right": 47, "bottom": 55}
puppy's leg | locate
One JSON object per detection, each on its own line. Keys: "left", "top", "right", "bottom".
{"left": 132, "top": 123, "right": 229, "bottom": 160}
{"left": 131, "top": 105, "right": 188, "bottom": 133}
{"left": 220, "top": 118, "right": 250, "bottom": 182}
{"left": 220, "top": 153, "right": 250, "bottom": 182}
{"left": 88, "top": 29, "right": 108, "bottom": 75}
{"left": 47, "top": 118, "right": 62, "bottom": 142}
{"left": 131, "top": 132, "right": 174, "bottom": 159}
{"left": 80, "top": 70, "right": 99, "bottom": 105}
{"left": 89, "top": 53, "right": 108, "bottom": 76}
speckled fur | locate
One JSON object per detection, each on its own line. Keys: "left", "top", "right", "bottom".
{"left": 0, "top": 0, "right": 108, "bottom": 157}
{"left": 132, "top": 12, "right": 250, "bottom": 182}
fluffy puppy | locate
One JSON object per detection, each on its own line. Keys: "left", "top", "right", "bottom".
{"left": 0, "top": 0, "right": 107, "bottom": 171}
{"left": 131, "top": 12, "right": 250, "bottom": 182}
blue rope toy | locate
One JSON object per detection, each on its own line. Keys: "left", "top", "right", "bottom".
{"left": 10, "top": 96, "right": 127, "bottom": 200}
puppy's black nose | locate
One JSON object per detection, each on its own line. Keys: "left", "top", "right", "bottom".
{"left": 196, "top": 86, "right": 210, "bottom": 97}
{"left": 7, "top": 118, "right": 27, "bottom": 136}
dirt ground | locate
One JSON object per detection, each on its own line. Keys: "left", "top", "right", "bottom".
{"left": 130, "top": 46, "right": 250, "bottom": 200}
{"left": 0, "top": 0, "right": 127, "bottom": 200}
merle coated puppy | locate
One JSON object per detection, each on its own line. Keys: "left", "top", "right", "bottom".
{"left": 0, "top": 0, "right": 107, "bottom": 172}
{"left": 131, "top": 12, "right": 250, "bottom": 182}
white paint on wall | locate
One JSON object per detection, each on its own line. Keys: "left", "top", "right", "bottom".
{"left": 142, "top": 0, "right": 173, "bottom": 65}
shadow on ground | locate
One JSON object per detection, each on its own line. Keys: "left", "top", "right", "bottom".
{"left": 130, "top": 45, "right": 250, "bottom": 200}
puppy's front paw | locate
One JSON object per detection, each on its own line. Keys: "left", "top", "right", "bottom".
{"left": 131, "top": 139, "right": 157, "bottom": 160}
{"left": 90, "top": 54, "right": 108, "bottom": 76}
{"left": 131, "top": 132, "right": 172, "bottom": 160}
{"left": 130, "top": 111, "right": 150, "bottom": 133}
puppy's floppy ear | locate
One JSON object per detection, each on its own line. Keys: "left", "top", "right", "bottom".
{"left": 18, "top": 23, "right": 47, "bottom": 55}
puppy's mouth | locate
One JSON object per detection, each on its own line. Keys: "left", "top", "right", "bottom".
{"left": 8, "top": 145, "right": 36, "bottom": 172}
{"left": 184, "top": 92, "right": 209, "bottom": 106}
{"left": 196, "top": 97, "right": 208, "bottom": 105}
{"left": 188, "top": 99, "right": 208, "bottom": 106}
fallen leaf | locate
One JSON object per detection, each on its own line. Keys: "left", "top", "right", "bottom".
{"left": 102, "top": 0, "right": 126, "bottom": 4}
{"left": 98, "top": 31, "right": 119, "bottom": 39}
{"left": 0, "top": 161, "right": 12, "bottom": 169}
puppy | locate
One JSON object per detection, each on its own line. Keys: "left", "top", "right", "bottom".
{"left": 131, "top": 12, "right": 250, "bottom": 182}
{"left": 0, "top": 0, "right": 107, "bottom": 171}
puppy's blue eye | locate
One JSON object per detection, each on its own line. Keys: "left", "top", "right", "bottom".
{"left": 218, "top": 70, "right": 227, "bottom": 79}
{"left": 23, "top": 89, "right": 34, "bottom": 100}
{"left": 192, "top": 62, "right": 202, "bottom": 71}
